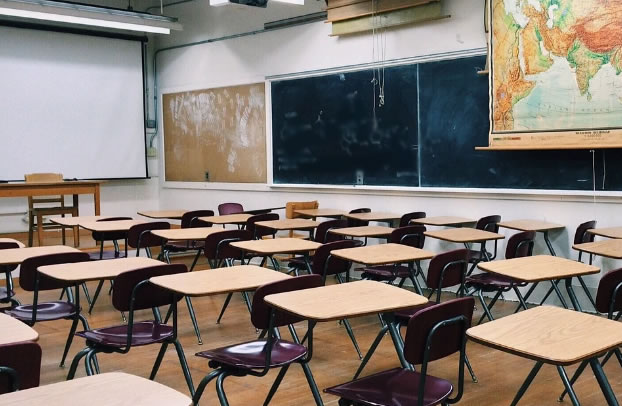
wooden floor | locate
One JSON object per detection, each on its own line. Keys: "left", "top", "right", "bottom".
{"left": 6, "top": 232, "right": 622, "bottom": 405}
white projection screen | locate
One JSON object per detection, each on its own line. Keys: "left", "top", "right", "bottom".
{"left": 0, "top": 24, "right": 147, "bottom": 180}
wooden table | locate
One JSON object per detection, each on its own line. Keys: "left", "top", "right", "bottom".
{"left": 478, "top": 255, "right": 600, "bottom": 313}
{"left": 574, "top": 239, "right": 622, "bottom": 260}
{"left": 137, "top": 210, "right": 187, "bottom": 220}
{"left": 152, "top": 227, "right": 226, "bottom": 271}
{"left": 79, "top": 220, "right": 145, "bottom": 233}
{"left": 50, "top": 216, "right": 111, "bottom": 227}
{"left": 38, "top": 257, "right": 162, "bottom": 284}
{"left": 329, "top": 225, "right": 394, "bottom": 239}
{"left": 331, "top": 243, "right": 434, "bottom": 293}
{"left": 467, "top": 306, "right": 622, "bottom": 406}
{"left": 0, "top": 238, "right": 25, "bottom": 248}
{"left": 0, "top": 312, "right": 38, "bottom": 345}
{"left": 0, "top": 372, "right": 192, "bottom": 405}
{"left": 343, "top": 211, "right": 401, "bottom": 225}
{"left": 0, "top": 245, "right": 81, "bottom": 266}
{"left": 294, "top": 208, "right": 346, "bottom": 219}
{"left": 198, "top": 213, "right": 251, "bottom": 225}
{"left": 255, "top": 219, "right": 320, "bottom": 239}
{"left": 425, "top": 227, "right": 505, "bottom": 265}
{"left": 588, "top": 227, "right": 622, "bottom": 239}
{"left": 230, "top": 238, "right": 321, "bottom": 274}
{"left": 265, "top": 280, "right": 428, "bottom": 381}
{"left": 411, "top": 216, "right": 476, "bottom": 227}
{"left": 497, "top": 220, "right": 565, "bottom": 256}
{"left": 0, "top": 180, "right": 103, "bottom": 215}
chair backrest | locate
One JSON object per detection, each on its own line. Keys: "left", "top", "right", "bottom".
{"left": 390, "top": 225, "right": 426, "bottom": 249}
{"left": 475, "top": 215, "right": 501, "bottom": 232}
{"left": 203, "top": 229, "right": 251, "bottom": 261}
{"left": 312, "top": 239, "right": 361, "bottom": 278}
{"left": 285, "top": 201, "right": 319, "bottom": 219}
{"left": 247, "top": 213, "right": 279, "bottom": 239}
{"left": 426, "top": 249, "right": 469, "bottom": 301}
{"left": 112, "top": 263, "right": 186, "bottom": 312}
{"left": 127, "top": 222, "right": 170, "bottom": 249}
{"left": 0, "top": 242, "right": 20, "bottom": 272}
{"left": 24, "top": 173, "right": 64, "bottom": 205}
{"left": 0, "top": 342, "right": 42, "bottom": 394}
{"left": 91, "top": 217, "right": 133, "bottom": 241}
{"left": 574, "top": 220, "right": 597, "bottom": 245}
{"left": 505, "top": 231, "right": 535, "bottom": 260}
{"left": 19, "top": 252, "right": 91, "bottom": 292}
{"left": 347, "top": 208, "right": 371, "bottom": 227}
{"left": 315, "top": 219, "right": 348, "bottom": 244}
{"left": 251, "top": 274, "right": 324, "bottom": 329}
{"left": 403, "top": 297, "right": 474, "bottom": 365}
{"left": 595, "top": 267, "right": 622, "bottom": 316}
{"left": 181, "top": 210, "right": 215, "bottom": 228}
{"left": 218, "top": 203, "right": 244, "bottom": 215}
{"left": 399, "top": 211, "right": 426, "bottom": 227}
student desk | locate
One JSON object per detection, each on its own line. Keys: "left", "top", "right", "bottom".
{"left": 0, "top": 312, "right": 38, "bottom": 344}
{"left": 477, "top": 255, "right": 599, "bottom": 313}
{"left": 497, "top": 220, "right": 564, "bottom": 256}
{"left": 0, "top": 245, "right": 81, "bottom": 266}
{"left": 0, "top": 180, "right": 103, "bottom": 215}
{"left": 588, "top": 227, "right": 622, "bottom": 239}
{"left": 137, "top": 210, "right": 187, "bottom": 220}
{"left": 330, "top": 243, "right": 434, "bottom": 293}
{"left": 152, "top": 227, "right": 225, "bottom": 270}
{"left": 198, "top": 213, "right": 251, "bottom": 225}
{"left": 343, "top": 212, "right": 401, "bottom": 226}
{"left": 574, "top": 239, "right": 622, "bottom": 260}
{"left": 0, "top": 238, "right": 24, "bottom": 248}
{"left": 411, "top": 216, "right": 476, "bottom": 227}
{"left": 50, "top": 216, "right": 111, "bottom": 227}
{"left": 264, "top": 280, "right": 428, "bottom": 383}
{"left": 329, "top": 226, "right": 394, "bottom": 239}
{"left": 294, "top": 208, "right": 346, "bottom": 219}
{"left": 0, "top": 372, "right": 192, "bottom": 406}
{"left": 79, "top": 220, "right": 145, "bottom": 233}
{"left": 230, "top": 238, "right": 321, "bottom": 274}
{"left": 467, "top": 306, "right": 622, "bottom": 406}
{"left": 255, "top": 219, "right": 320, "bottom": 239}
{"left": 425, "top": 228, "right": 504, "bottom": 266}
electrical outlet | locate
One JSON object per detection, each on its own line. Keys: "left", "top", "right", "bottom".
{"left": 355, "top": 170, "right": 364, "bottom": 185}
{"left": 205, "top": 171, "right": 210, "bottom": 181}
{"left": 147, "top": 147, "right": 157, "bottom": 157}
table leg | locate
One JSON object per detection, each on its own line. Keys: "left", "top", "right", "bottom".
{"left": 590, "top": 358, "right": 620, "bottom": 406}
{"left": 303, "top": 253, "right": 312, "bottom": 275}
{"left": 543, "top": 231, "right": 556, "bottom": 256}
{"left": 557, "top": 366, "right": 581, "bottom": 406}
{"left": 407, "top": 262, "right": 423, "bottom": 295}
{"left": 94, "top": 184, "right": 101, "bottom": 215}
{"left": 565, "top": 278, "right": 583, "bottom": 312}
{"left": 384, "top": 313, "right": 412, "bottom": 371}
{"left": 510, "top": 361, "right": 543, "bottom": 406}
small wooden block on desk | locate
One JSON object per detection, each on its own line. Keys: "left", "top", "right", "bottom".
{"left": 329, "top": 226, "right": 394, "bottom": 238}
{"left": 265, "top": 280, "right": 427, "bottom": 322}
{"left": 0, "top": 313, "right": 38, "bottom": 345}
{"left": 0, "top": 372, "right": 192, "bottom": 406}
{"left": 50, "top": 216, "right": 110, "bottom": 227}
{"left": 343, "top": 212, "right": 401, "bottom": 222}
{"left": 152, "top": 227, "right": 224, "bottom": 241}
{"left": 588, "top": 227, "right": 622, "bottom": 239}
{"left": 478, "top": 255, "right": 599, "bottom": 282}
{"left": 294, "top": 208, "right": 346, "bottom": 218}
{"left": 150, "top": 265, "right": 291, "bottom": 297}
{"left": 79, "top": 220, "right": 145, "bottom": 232}
{"left": 467, "top": 306, "right": 622, "bottom": 365}
{"left": 230, "top": 238, "right": 321, "bottom": 254}
{"left": 0, "top": 238, "right": 24, "bottom": 248}
{"left": 255, "top": 219, "right": 320, "bottom": 230}
{"left": 39, "top": 257, "right": 164, "bottom": 283}
{"left": 573, "top": 239, "right": 622, "bottom": 259}
{"left": 497, "top": 219, "right": 565, "bottom": 232}
{"left": 0, "top": 245, "right": 81, "bottom": 266}
{"left": 198, "top": 213, "right": 252, "bottom": 225}
{"left": 411, "top": 216, "right": 476, "bottom": 226}
{"left": 424, "top": 228, "right": 505, "bottom": 243}
{"left": 137, "top": 210, "right": 187, "bottom": 220}
{"left": 331, "top": 243, "right": 434, "bottom": 265}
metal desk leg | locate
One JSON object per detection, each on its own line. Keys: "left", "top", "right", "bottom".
{"left": 550, "top": 280, "right": 569, "bottom": 309}
{"left": 510, "top": 361, "right": 543, "bottom": 406}
{"left": 557, "top": 366, "right": 581, "bottom": 406}
{"left": 565, "top": 277, "right": 583, "bottom": 312}
{"left": 543, "top": 231, "right": 556, "bottom": 256}
{"left": 407, "top": 262, "right": 423, "bottom": 295}
{"left": 384, "top": 313, "right": 412, "bottom": 371}
{"left": 303, "top": 253, "right": 312, "bottom": 275}
{"left": 590, "top": 358, "right": 620, "bottom": 406}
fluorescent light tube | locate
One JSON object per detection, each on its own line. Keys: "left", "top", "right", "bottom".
{"left": 0, "top": 6, "right": 171, "bottom": 34}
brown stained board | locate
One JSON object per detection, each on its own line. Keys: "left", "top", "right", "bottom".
{"left": 497, "top": 220, "right": 565, "bottom": 232}
{"left": 467, "top": 306, "right": 622, "bottom": 365}
{"left": 331, "top": 243, "right": 434, "bottom": 265}
{"left": 230, "top": 238, "right": 321, "bottom": 254}
{"left": 163, "top": 83, "right": 267, "bottom": 183}
{"left": 588, "top": 227, "right": 622, "bottom": 239}
{"left": 477, "top": 255, "right": 599, "bottom": 282}
{"left": 39, "top": 257, "right": 165, "bottom": 283}
{"left": 329, "top": 226, "right": 394, "bottom": 238}
{"left": 0, "top": 312, "right": 39, "bottom": 345}
{"left": 327, "top": 0, "right": 437, "bottom": 22}
{"left": 150, "top": 265, "right": 291, "bottom": 297}
{"left": 0, "top": 245, "right": 81, "bottom": 266}
{"left": 424, "top": 228, "right": 505, "bottom": 243}
{"left": 264, "top": 280, "right": 427, "bottom": 321}
{"left": 574, "top": 239, "right": 622, "bottom": 260}
{"left": 0, "top": 372, "right": 192, "bottom": 406}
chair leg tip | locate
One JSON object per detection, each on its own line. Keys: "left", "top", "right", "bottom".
{"left": 198, "top": 340, "right": 203, "bottom": 345}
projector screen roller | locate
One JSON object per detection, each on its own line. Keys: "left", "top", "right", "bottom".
{"left": 0, "top": 24, "right": 147, "bottom": 180}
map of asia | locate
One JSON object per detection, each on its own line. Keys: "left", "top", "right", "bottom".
{"left": 489, "top": 0, "right": 622, "bottom": 148}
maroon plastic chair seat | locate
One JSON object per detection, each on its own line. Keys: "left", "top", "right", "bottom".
{"left": 326, "top": 367, "right": 453, "bottom": 406}
{"left": 76, "top": 321, "right": 173, "bottom": 348}
{"left": 165, "top": 240, "right": 205, "bottom": 252}
{"left": 466, "top": 272, "right": 526, "bottom": 290}
{"left": 7, "top": 301, "right": 78, "bottom": 322}
{"left": 358, "top": 265, "right": 411, "bottom": 281}
{"left": 196, "top": 339, "right": 307, "bottom": 370}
